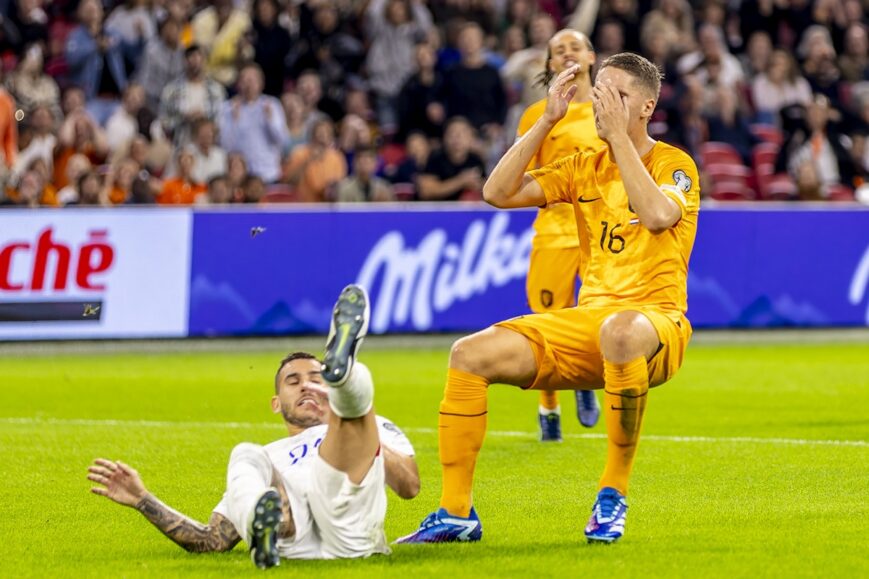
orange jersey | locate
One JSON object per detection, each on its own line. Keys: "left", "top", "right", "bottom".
{"left": 516, "top": 99, "right": 606, "bottom": 249}
{"left": 528, "top": 142, "right": 701, "bottom": 317}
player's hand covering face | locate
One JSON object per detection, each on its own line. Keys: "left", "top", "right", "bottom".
{"left": 543, "top": 65, "right": 580, "bottom": 124}
{"left": 591, "top": 70, "right": 631, "bottom": 143}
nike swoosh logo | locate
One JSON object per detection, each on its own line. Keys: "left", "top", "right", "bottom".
{"left": 578, "top": 196, "right": 601, "bottom": 203}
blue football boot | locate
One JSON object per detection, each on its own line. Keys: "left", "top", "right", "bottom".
{"left": 576, "top": 390, "right": 600, "bottom": 428}
{"left": 395, "top": 507, "right": 483, "bottom": 544}
{"left": 539, "top": 411, "right": 563, "bottom": 442}
{"left": 584, "top": 487, "right": 627, "bottom": 544}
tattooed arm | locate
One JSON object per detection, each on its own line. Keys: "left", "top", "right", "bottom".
{"left": 88, "top": 458, "right": 240, "bottom": 553}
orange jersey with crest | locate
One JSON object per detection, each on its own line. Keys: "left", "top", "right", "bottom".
{"left": 528, "top": 142, "right": 701, "bottom": 316}
{"left": 517, "top": 99, "right": 606, "bottom": 249}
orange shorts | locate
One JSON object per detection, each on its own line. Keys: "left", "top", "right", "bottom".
{"left": 526, "top": 245, "right": 581, "bottom": 312}
{"left": 496, "top": 305, "right": 692, "bottom": 390}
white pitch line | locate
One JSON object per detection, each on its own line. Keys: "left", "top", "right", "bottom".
{"left": 1, "top": 417, "right": 866, "bottom": 448}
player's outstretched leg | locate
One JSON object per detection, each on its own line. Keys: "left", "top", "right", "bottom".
{"left": 250, "top": 489, "right": 282, "bottom": 569}
{"left": 575, "top": 389, "right": 600, "bottom": 428}
{"left": 322, "top": 284, "right": 372, "bottom": 417}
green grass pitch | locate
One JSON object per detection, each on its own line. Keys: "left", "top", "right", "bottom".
{"left": 1, "top": 340, "right": 867, "bottom": 578}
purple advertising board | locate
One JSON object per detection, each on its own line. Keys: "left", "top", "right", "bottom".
{"left": 188, "top": 205, "right": 869, "bottom": 336}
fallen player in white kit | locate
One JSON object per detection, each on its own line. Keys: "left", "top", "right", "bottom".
{"left": 87, "top": 285, "right": 420, "bottom": 568}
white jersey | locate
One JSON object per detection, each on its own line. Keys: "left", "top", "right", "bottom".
{"left": 213, "top": 416, "right": 414, "bottom": 559}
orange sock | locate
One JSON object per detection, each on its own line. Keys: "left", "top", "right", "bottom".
{"left": 439, "top": 368, "right": 489, "bottom": 517}
{"left": 599, "top": 357, "right": 649, "bottom": 495}
{"left": 539, "top": 390, "right": 559, "bottom": 412}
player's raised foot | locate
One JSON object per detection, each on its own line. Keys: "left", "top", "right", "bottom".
{"left": 250, "top": 489, "right": 282, "bottom": 569}
{"left": 584, "top": 487, "right": 627, "bottom": 544}
{"left": 539, "top": 411, "right": 562, "bottom": 442}
{"left": 323, "top": 284, "right": 369, "bottom": 386}
{"left": 394, "top": 507, "right": 482, "bottom": 544}
{"left": 576, "top": 389, "right": 600, "bottom": 428}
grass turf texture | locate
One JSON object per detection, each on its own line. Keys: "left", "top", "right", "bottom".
{"left": 1, "top": 341, "right": 867, "bottom": 578}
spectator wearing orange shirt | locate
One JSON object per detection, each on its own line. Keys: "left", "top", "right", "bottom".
{"left": 158, "top": 148, "right": 206, "bottom": 204}
{"left": 0, "top": 81, "right": 19, "bottom": 173}
{"left": 282, "top": 118, "right": 347, "bottom": 202}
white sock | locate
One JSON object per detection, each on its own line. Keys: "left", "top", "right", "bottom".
{"left": 539, "top": 405, "right": 561, "bottom": 416}
{"left": 225, "top": 442, "right": 273, "bottom": 545}
{"left": 328, "top": 361, "right": 374, "bottom": 419}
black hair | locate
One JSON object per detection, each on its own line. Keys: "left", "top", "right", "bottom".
{"left": 274, "top": 352, "right": 319, "bottom": 393}
{"left": 535, "top": 30, "right": 594, "bottom": 88}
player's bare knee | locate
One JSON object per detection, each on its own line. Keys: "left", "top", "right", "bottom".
{"left": 600, "top": 314, "right": 647, "bottom": 362}
{"left": 449, "top": 334, "right": 486, "bottom": 375}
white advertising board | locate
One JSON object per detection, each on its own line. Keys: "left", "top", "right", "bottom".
{"left": 0, "top": 208, "right": 192, "bottom": 339}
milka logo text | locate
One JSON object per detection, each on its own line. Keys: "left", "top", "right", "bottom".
{"left": 357, "top": 214, "right": 534, "bottom": 332}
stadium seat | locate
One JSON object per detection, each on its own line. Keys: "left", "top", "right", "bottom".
{"left": 750, "top": 124, "right": 784, "bottom": 146}
{"left": 380, "top": 144, "right": 407, "bottom": 169}
{"left": 709, "top": 181, "right": 755, "bottom": 201}
{"left": 393, "top": 183, "right": 415, "bottom": 201}
{"left": 261, "top": 185, "right": 298, "bottom": 204}
{"left": 459, "top": 189, "right": 483, "bottom": 202}
{"left": 827, "top": 184, "right": 856, "bottom": 202}
{"left": 700, "top": 142, "right": 744, "bottom": 167}
{"left": 752, "top": 143, "right": 780, "bottom": 199}
{"left": 762, "top": 174, "right": 798, "bottom": 200}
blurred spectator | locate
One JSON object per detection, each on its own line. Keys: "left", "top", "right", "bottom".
{"left": 13, "top": 104, "right": 54, "bottom": 181}
{"left": 752, "top": 50, "right": 813, "bottom": 126}
{"left": 206, "top": 174, "right": 232, "bottom": 204}
{"left": 106, "top": 83, "right": 146, "bottom": 151}
{"left": 641, "top": 0, "right": 696, "bottom": 60}
{"left": 431, "top": 0, "right": 496, "bottom": 36}
{"left": 501, "top": 14, "right": 555, "bottom": 110}
{"left": 678, "top": 24, "right": 744, "bottom": 96}
{"left": 104, "top": 157, "right": 140, "bottom": 204}
{"left": 226, "top": 152, "right": 248, "bottom": 202}
{"left": 189, "top": 118, "right": 226, "bottom": 184}
{"left": 218, "top": 63, "right": 287, "bottom": 183}
{"left": 293, "top": 3, "right": 364, "bottom": 90}
{"left": 192, "top": 0, "right": 251, "bottom": 88}
{"left": 158, "top": 147, "right": 205, "bottom": 204}
{"left": 417, "top": 116, "right": 485, "bottom": 201}
{"left": 159, "top": 44, "right": 227, "bottom": 147}
{"left": 665, "top": 75, "right": 709, "bottom": 159}
{"left": 280, "top": 92, "right": 309, "bottom": 154}
{"left": 741, "top": 31, "right": 774, "bottom": 81}
{"left": 739, "top": 0, "right": 785, "bottom": 48}
{"left": 365, "top": 0, "right": 434, "bottom": 134}
{"left": 4, "top": 167, "right": 51, "bottom": 207}
{"left": 338, "top": 86, "right": 375, "bottom": 154}
{"left": 781, "top": 95, "right": 857, "bottom": 199}
{"left": 249, "top": 0, "right": 292, "bottom": 97}
{"left": 387, "top": 130, "right": 430, "bottom": 188}
{"left": 70, "top": 170, "right": 105, "bottom": 206}
{"left": 397, "top": 41, "right": 443, "bottom": 140}
{"left": 838, "top": 23, "right": 869, "bottom": 83}
{"left": 335, "top": 146, "right": 395, "bottom": 202}
{"left": 1, "top": 0, "right": 49, "bottom": 54}
{"left": 798, "top": 26, "right": 843, "bottom": 106}
{"left": 240, "top": 174, "right": 265, "bottom": 203}
{"left": 592, "top": 18, "right": 625, "bottom": 64}
{"left": 295, "top": 69, "right": 341, "bottom": 124}
{"left": 705, "top": 87, "right": 759, "bottom": 163}
{"left": 54, "top": 111, "right": 108, "bottom": 189}
{"left": 65, "top": 0, "right": 128, "bottom": 125}
{"left": 438, "top": 22, "right": 506, "bottom": 133}
{"left": 105, "top": 0, "right": 157, "bottom": 73}
{"left": 282, "top": 117, "right": 347, "bottom": 202}
{"left": 6, "top": 43, "right": 61, "bottom": 119}
{"left": 56, "top": 153, "right": 93, "bottom": 205}
{"left": 0, "top": 75, "right": 17, "bottom": 174}
{"left": 136, "top": 16, "right": 184, "bottom": 111}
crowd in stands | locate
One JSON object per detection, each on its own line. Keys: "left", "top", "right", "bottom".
{"left": 0, "top": 0, "right": 867, "bottom": 207}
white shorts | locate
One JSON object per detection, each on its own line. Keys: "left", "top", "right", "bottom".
{"left": 306, "top": 453, "right": 390, "bottom": 559}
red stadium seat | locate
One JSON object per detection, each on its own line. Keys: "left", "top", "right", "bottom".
{"left": 261, "top": 185, "right": 298, "bottom": 204}
{"left": 700, "top": 142, "right": 744, "bottom": 167}
{"left": 709, "top": 181, "right": 755, "bottom": 201}
{"left": 459, "top": 189, "right": 483, "bottom": 202}
{"left": 827, "top": 184, "right": 856, "bottom": 202}
{"left": 762, "top": 174, "right": 798, "bottom": 200}
{"left": 393, "top": 182, "right": 415, "bottom": 201}
{"left": 380, "top": 144, "right": 407, "bottom": 169}
{"left": 750, "top": 124, "right": 784, "bottom": 146}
